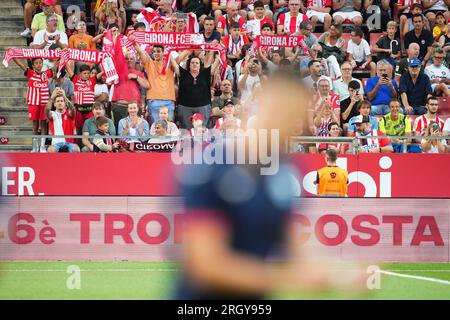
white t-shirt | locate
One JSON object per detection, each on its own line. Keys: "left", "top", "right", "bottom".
{"left": 347, "top": 39, "right": 371, "bottom": 63}
{"left": 443, "top": 118, "right": 450, "bottom": 134}
{"left": 425, "top": 64, "right": 450, "bottom": 81}
{"left": 94, "top": 83, "right": 109, "bottom": 98}
{"left": 426, "top": 0, "right": 448, "bottom": 11}
{"left": 32, "top": 29, "right": 68, "bottom": 49}
{"left": 238, "top": 74, "right": 262, "bottom": 104}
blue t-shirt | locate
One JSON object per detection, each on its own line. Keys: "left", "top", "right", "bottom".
{"left": 365, "top": 77, "right": 398, "bottom": 106}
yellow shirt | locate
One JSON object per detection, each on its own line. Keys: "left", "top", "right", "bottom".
{"left": 31, "top": 13, "right": 65, "bottom": 33}
{"left": 433, "top": 25, "right": 447, "bottom": 40}
{"left": 316, "top": 166, "right": 348, "bottom": 197}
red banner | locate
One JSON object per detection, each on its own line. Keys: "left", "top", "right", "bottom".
{"left": 0, "top": 154, "right": 450, "bottom": 197}
{"left": 0, "top": 197, "right": 448, "bottom": 261}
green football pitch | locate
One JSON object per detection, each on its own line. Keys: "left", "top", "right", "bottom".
{"left": 0, "top": 261, "right": 449, "bottom": 299}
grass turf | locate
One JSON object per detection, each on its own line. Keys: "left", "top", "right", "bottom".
{"left": 0, "top": 261, "right": 449, "bottom": 299}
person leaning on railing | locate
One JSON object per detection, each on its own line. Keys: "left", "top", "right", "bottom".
{"left": 378, "top": 99, "right": 421, "bottom": 153}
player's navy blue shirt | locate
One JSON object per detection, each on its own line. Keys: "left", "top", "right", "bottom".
{"left": 174, "top": 157, "right": 297, "bottom": 300}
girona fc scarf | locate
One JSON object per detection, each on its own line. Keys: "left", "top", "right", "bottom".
{"left": 252, "top": 35, "right": 310, "bottom": 54}
{"left": 2, "top": 48, "right": 60, "bottom": 67}
{"left": 2, "top": 47, "right": 119, "bottom": 83}
{"left": 133, "top": 31, "right": 205, "bottom": 46}
{"left": 161, "top": 42, "right": 227, "bottom": 79}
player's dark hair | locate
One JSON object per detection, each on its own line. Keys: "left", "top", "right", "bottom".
{"left": 326, "top": 148, "right": 338, "bottom": 162}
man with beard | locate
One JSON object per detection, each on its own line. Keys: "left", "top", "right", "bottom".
{"left": 413, "top": 96, "right": 445, "bottom": 136}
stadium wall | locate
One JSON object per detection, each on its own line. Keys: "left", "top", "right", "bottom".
{"left": 1, "top": 153, "right": 450, "bottom": 197}
{"left": 0, "top": 197, "right": 448, "bottom": 262}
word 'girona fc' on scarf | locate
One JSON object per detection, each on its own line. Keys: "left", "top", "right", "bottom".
{"left": 133, "top": 31, "right": 205, "bottom": 46}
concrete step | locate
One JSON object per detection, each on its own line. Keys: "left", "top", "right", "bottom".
{"left": 0, "top": 105, "right": 27, "bottom": 112}
{"left": 0, "top": 0, "right": 23, "bottom": 7}
{"left": 0, "top": 20, "right": 24, "bottom": 29}
{"left": 0, "top": 125, "right": 33, "bottom": 144}
{"left": 0, "top": 96, "right": 26, "bottom": 106}
{"left": 0, "top": 36, "right": 27, "bottom": 46}
{"left": 0, "top": 78, "right": 27, "bottom": 87}
{"left": 0, "top": 87, "right": 27, "bottom": 96}
{"left": 0, "top": 112, "right": 30, "bottom": 126}
{"left": 0, "top": 26, "right": 28, "bottom": 34}
{"left": 0, "top": 8, "right": 23, "bottom": 16}
{"left": 0, "top": 67, "right": 26, "bottom": 77}
{"left": 0, "top": 144, "right": 33, "bottom": 152}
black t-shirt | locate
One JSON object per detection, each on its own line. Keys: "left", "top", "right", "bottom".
{"left": 178, "top": 66, "right": 212, "bottom": 107}
{"left": 203, "top": 30, "right": 221, "bottom": 43}
{"left": 340, "top": 97, "right": 360, "bottom": 125}
{"left": 376, "top": 35, "right": 401, "bottom": 60}
{"left": 404, "top": 29, "right": 434, "bottom": 61}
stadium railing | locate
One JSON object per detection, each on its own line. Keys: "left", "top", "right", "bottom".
{"left": 0, "top": 134, "right": 448, "bottom": 154}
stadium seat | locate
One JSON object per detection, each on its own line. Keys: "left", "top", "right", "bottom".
{"left": 438, "top": 97, "right": 449, "bottom": 115}
{"left": 341, "top": 33, "right": 351, "bottom": 50}
{"left": 369, "top": 33, "right": 385, "bottom": 51}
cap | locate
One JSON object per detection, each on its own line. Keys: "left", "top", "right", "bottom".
{"left": 435, "top": 11, "right": 444, "bottom": 19}
{"left": 189, "top": 113, "right": 204, "bottom": 122}
{"left": 354, "top": 115, "right": 370, "bottom": 124}
{"left": 43, "top": 0, "right": 56, "bottom": 6}
{"left": 409, "top": 58, "right": 421, "bottom": 68}
{"left": 222, "top": 99, "right": 235, "bottom": 108}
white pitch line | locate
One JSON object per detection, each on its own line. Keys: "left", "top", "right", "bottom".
{"left": 0, "top": 268, "right": 182, "bottom": 272}
{"left": 379, "top": 270, "right": 450, "bottom": 286}
{"left": 386, "top": 270, "right": 450, "bottom": 272}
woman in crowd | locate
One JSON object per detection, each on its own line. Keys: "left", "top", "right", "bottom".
{"left": 421, "top": 121, "right": 448, "bottom": 153}
{"left": 118, "top": 102, "right": 150, "bottom": 142}
{"left": 172, "top": 51, "right": 221, "bottom": 130}
{"left": 150, "top": 106, "right": 180, "bottom": 137}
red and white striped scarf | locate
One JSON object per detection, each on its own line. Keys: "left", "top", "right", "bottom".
{"left": 3, "top": 48, "right": 119, "bottom": 83}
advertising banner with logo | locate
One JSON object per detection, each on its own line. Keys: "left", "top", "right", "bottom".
{"left": 1, "top": 154, "right": 450, "bottom": 198}
{"left": 0, "top": 197, "right": 448, "bottom": 261}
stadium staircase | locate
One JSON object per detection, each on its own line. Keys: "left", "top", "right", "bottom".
{"left": 0, "top": 0, "right": 31, "bottom": 152}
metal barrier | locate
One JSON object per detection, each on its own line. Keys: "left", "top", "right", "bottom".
{"left": 0, "top": 133, "right": 448, "bottom": 153}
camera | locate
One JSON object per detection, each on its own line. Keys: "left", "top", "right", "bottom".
{"left": 382, "top": 74, "right": 388, "bottom": 79}
{"left": 317, "top": 51, "right": 322, "bottom": 59}
{"left": 432, "top": 123, "right": 440, "bottom": 131}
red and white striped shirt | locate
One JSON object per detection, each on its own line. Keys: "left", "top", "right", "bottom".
{"left": 310, "top": 93, "right": 341, "bottom": 113}
{"left": 25, "top": 68, "right": 52, "bottom": 106}
{"left": 217, "top": 15, "right": 247, "bottom": 36}
{"left": 48, "top": 109, "right": 76, "bottom": 144}
{"left": 397, "top": 0, "right": 422, "bottom": 13}
{"left": 356, "top": 129, "right": 391, "bottom": 152}
{"left": 72, "top": 75, "right": 96, "bottom": 105}
{"left": 222, "top": 34, "right": 249, "bottom": 55}
{"left": 306, "top": 0, "right": 332, "bottom": 8}
{"left": 276, "top": 12, "right": 308, "bottom": 35}
{"left": 413, "top": 115, "right": 445, "bottom": 136}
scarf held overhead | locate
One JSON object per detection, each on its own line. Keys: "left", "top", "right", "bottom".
{"left": 2, "top": 48, "right": 118, "bottom": 83}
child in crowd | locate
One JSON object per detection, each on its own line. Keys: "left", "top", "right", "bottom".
{"left": 13, "top": 57, "right": 58, "bottom": 152}
{"left": 347, "top": 27, "right": 376, "bottom": 77}
{"left": 65, "top": 62, "right": 104, "bottom": 134}
{"left": 92, "top": 116, "right": 120, "bottom": 152}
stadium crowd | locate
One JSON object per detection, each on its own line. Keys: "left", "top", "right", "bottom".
{"left": 8, "top": 0, "right": 450, "bottom": 153}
